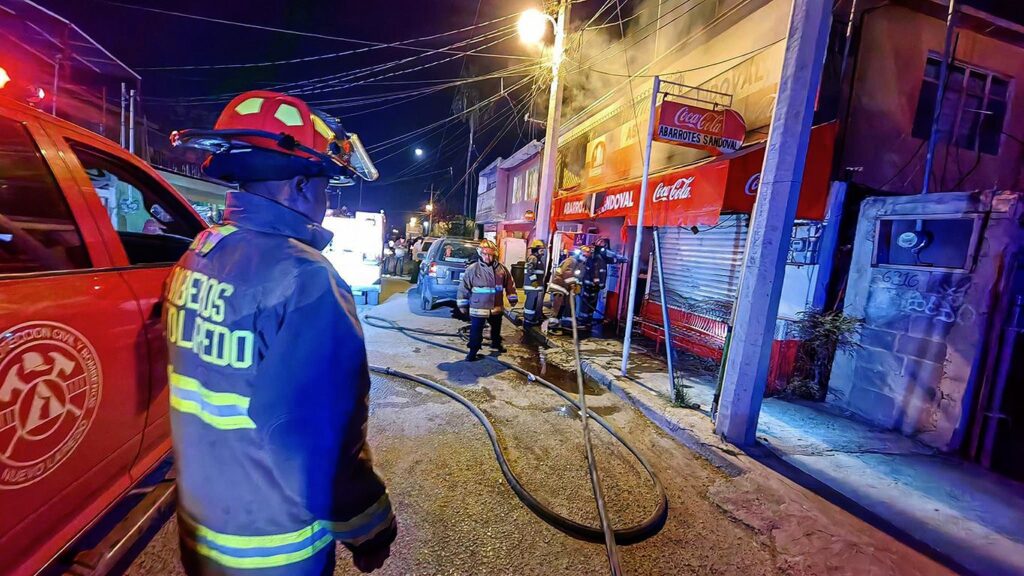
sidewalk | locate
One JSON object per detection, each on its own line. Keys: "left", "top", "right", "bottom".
{"left": 530, "top": 325, "right": 1024, "bottom": 576}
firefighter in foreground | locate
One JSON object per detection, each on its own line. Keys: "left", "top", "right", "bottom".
{"left": 457, "top": 239, "right": 518, "bottom": 361}
{"left": 522, "top": 239, "right": 548, "bottom": 326}
{"left": 166, "top": 91, "right": 396, "bottom": 575}
{"left": 547, "top": 245, "right": 591, "bottom": 333}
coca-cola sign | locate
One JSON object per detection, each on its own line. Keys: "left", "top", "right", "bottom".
{"left": 652, "top": 176, "right": 695, "bottom": 203}
{"left": 654, "top": 100, "right": 746, "bottom": 156}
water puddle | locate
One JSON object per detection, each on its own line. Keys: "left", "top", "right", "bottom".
{"left": 511, "top": 345, "right": 606, "bottom": 397}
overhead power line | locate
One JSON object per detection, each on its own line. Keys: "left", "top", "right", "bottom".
{"left": 102, "top": 1, "right": 529, "bottom": 61}
{"left": 136, "top": 17, "right": 520, "bottom": 71}
{"left": 146, "top": 24, "right": 527, "bottom": 106}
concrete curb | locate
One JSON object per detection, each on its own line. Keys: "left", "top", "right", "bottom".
{"left": 578, "top": 357, "right": 746, "bottom": 477}
{"left": 525, "top": 325, "right": 747, "bottom": 478}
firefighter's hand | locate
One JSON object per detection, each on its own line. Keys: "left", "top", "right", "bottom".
{"left": 350, "top": 519, "right": 397, "bottom": 573}
{"left": 459, "top": 307, "right": 470, "bottom": 319}
{"left": 570, "top": 284, "right": 582, "bottom": 295}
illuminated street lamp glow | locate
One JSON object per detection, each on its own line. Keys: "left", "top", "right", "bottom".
{"left": 518, "top": 9, "right": 549, "bottom": 44}
{"left": 425, "top": 203, "right": 433, "bottom": 212}
{"left": 414, "top": 148, "right": 424, "bottom": 157}
{"left": 409, "top": 217, "right": 418, "bottom": 226}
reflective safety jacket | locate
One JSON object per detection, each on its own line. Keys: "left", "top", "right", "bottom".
{"left": 524, "top": 252, "right": 547, "bottom": 288}
{"left": 163, "top": 191, "right": 395, "bottom": 576}
{"left": 549, "top": 256, "right": 586, "bottom": 295}
{"left": 457, "top": 260, "right": 518, "bottom": 317}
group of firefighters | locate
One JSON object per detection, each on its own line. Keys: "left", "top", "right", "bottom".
{"left": 161, "top": 88, "right": 623, "bottom": 575}
{"left": 456, "top": 234, "right": 624, "bottom": 361}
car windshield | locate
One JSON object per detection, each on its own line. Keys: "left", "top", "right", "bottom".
{"left": 440, "top": 241, "right": 477, "bottom": 263}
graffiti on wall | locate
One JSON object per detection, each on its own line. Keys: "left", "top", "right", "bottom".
{"left": 870, "top": 272, "right": 975, "bottom": 325}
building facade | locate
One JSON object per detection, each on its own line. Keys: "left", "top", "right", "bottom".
{"left": 825, "top": 0, "right": 1024, "bottom": 467}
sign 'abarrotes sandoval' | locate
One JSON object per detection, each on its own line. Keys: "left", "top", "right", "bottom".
{"left": 657, "top": 124, "right": 743, "bottom": 153}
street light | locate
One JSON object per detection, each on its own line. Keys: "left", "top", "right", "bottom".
{"left": 517, "top": 9, "right": 551, "bottom": 45}
{"left": 414, "top": 147, "right": 424, "bottom": 157}
{"left": 519, "top": 2, "right": 570, "bottom": 258}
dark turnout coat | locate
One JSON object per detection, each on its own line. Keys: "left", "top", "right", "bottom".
{"left": 163, "top": 191, "right": 394, "bottom": 575}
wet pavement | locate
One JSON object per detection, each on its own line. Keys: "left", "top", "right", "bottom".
{"left": 124, "top": 282, "right": 782, "bottom": 575}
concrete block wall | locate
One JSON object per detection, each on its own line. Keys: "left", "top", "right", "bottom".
{"left": 829, "top": 191, "right": 1020, "bottom": 451}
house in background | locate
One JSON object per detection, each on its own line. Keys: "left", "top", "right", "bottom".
{"left": 476, "top": 141, "right": 543, "bottom": 267}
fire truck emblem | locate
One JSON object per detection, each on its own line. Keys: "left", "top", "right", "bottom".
{"left": 0, "top": 322, "right": 101, "bottom": 489}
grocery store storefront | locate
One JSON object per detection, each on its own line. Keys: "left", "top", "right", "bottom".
{"left": 553, "top": 123, "right": 837, "bottom": 387}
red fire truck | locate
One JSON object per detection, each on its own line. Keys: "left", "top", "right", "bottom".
{"left": 0, "top": 89, "right": 206, "bottom": 575}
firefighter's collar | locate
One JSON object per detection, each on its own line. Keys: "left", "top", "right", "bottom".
{"left": 223, "top": 191, "right": 334, "bottom": 250}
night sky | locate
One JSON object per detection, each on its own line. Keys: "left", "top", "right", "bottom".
{"left": 36, "top": 0, "right": 602, "bottom": 229}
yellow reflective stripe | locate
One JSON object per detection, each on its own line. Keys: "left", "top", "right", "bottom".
{"left": 169, "top": 369, "right": 255, "bottom": 430}
{"left": 324, "top": 494, "right": 391, "bottom": 533}
{"left": 185, "top": 533, "right": 333, "bottom": 570}
{"left": 192, "top": 519, "right": 323, "bottom": 549}
{"left": 170, "top": 371, "right": 251, "bottom": 407}
{"left": 169, "top": 396, "right": 255, "bottom": 430}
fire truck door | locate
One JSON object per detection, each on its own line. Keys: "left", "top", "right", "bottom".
{"left": 0, "top": 110, "right": 148, "bottom": 574}
{"left": 49, "top": 133, "right": 205, "bottom": 481}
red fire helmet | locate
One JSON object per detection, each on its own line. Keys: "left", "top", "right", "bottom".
{"left": 172, "top": 90, "right": 378, "bottom": 185}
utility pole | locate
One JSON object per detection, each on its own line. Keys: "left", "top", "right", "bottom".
{"left": 119, "top": 82, "right": 126, "bottom": 148}
{"left": 426, "top": 185, "right": 436, "bottom": 232}
{"left": 51, "top": 54, "right": 61, "bottom": 116}
{"left": 533, "top": 0, "right": 570, "bottom": 240}
{"left": 465, "top": 114, "right": 474, "bottom": 217}
{"left": 128, "top": 88, "right": 136, "bottom": 154}
{"left": 714, "top": 0, "right": 833, "bottom": 445}
{"left": 922, "top": 0, "right": 958, "bottom": 195}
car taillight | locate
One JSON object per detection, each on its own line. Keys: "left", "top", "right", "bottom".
{"left": 428, "top": 262, "right": 437, "bottom": 277}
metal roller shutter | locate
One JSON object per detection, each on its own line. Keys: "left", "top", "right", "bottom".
{"left": 648, "top": 214, "right": 749, "bottom": 321}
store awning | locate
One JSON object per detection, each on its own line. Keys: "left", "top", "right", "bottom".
{"left": 553, "top": 121, "right": 837, "bottom": 226}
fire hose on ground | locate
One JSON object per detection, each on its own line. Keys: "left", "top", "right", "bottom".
{"left": 363, "top": 308, "right": 668, "bottom": 575}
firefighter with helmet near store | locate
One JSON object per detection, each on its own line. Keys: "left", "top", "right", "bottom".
{"left": 522, "top": 239, "right": 548, "bottom": 326}
{"left": 547, "top": 244, "right": 592, "bottom": 333}
{"left": 167, "top": 91, "right": 396, "bottom": 575}
{"left": 457, "top": 239, "right": 519, "bottom": 361}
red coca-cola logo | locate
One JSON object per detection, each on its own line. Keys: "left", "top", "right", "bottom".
{"left": 652, "top": 176, "right": 695, "bottom": 203}
{"left": 672, "top": 106, "right": 724, "bottom": 133}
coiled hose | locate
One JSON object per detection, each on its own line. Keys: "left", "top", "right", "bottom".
{"left": 363, "top": 314, "right": 668, "bottom": 546}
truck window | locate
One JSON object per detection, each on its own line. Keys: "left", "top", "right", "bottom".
{"left": 67, "top": 141, "right": 203, "bottom": 265}
{"left": 0, "top": 117, "right": 90, "bottom": 275}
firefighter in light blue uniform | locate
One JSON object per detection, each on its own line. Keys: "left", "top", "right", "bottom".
{"left": 167, "top": 91, "right": 395, "bottom": 575}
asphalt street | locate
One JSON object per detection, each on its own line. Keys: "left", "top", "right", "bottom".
{"left": 124, "top": 278, "right": 782, "bottom": 575}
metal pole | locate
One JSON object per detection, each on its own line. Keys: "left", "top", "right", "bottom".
{"left": 465, "top": 115, "right": 474, "bottom": 216}
{"left": 119, "top": 83, "right": 126, "bottom": 148}
{"left": 100, "top": 86, "right": 107, "bottom": 137}
{"left": 128, "top": 89, "right": 136, "bottom": 154}
{"left": 51, "top": 54, "right": 61, "bottom": 116}
{"left": 839, "top": 0, "right": 860, "bottom": 81}
{"left": 620, "top": 75, "right": 661, "bottom": 376}
{"left": 533, "top": 0, "right": 571, "bottom": 239}
{"left": 921, "top": 0, "right": 957, "bottom": 195}
{"left": 714, "top": 0, "right": 832, "bottom": 445}
{"left": 652, "top": 226, "right": 677, "bottom": 397}
{"left": 429, "top": 186, "right": 435, "bottom": 231}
